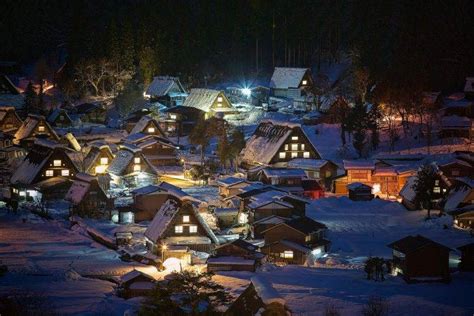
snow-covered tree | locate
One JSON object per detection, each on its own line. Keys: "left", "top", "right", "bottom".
{"left": 413, "top": 164, "right": 439, "bottom": 218}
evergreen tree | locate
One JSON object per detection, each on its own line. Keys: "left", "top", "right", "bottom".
{"left": 189, "top": 117, "right": 211, "bottom": 166}
{"left": 23, "top": 81, "right": 37, "bottom": 114}
{"left": 367, "top": 103, "right": 382, "bottom": 150}
{"left": 350, "top": 97, "right": 369, "bottom": 158}
{"left": 413, "top": 163, "right": 439, "bottom": 218}
{"left": 217, "top": 132, "right": 232, "bottom": 173}
{"left": 229, "top": 128, "right": 246, "bottom": 171}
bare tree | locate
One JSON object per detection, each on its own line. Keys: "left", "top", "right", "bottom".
{"left": 361, "top": 296, "right": 389, "bottom": 316}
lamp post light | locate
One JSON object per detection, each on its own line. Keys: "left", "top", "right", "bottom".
{"left": 161, "top": 243, "right": 168, "bottom": 267}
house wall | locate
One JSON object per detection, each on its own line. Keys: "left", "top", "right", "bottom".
{"left": 143, "top": 121, "right": 165, "bottom": 137}
{"left": 123, "top": 153, "right": 155, "bottom": 176}
{"left": 404, "top": 246, "right": 450, "bottom": 280}
{"left": 215, "top": 243, "right": 254, "bottom": 258}
{"left": 141, "top": 143, "right": 177, "bottom": 167}
{"left": 440, "top": 163, "right": 473, "bottom": 180}
{"left": 160, "top": 205, "right": 209, "bottom": 240}
{"left": 252, "top": 205, "right": 295, "bottom": 223}
{"left": 207, "top": 261, "right": 255, "bottom": 272}
{"left": 74, "top": 181, "right": 110, "bottom": 217}
{"left": 209, "top": 92, "right": 233, "bottom": 112}
{"left": 270, "top": 127, "right": 320, "bottom": 164}
{"left": 263, "top": 224, "right": 306, "bottom": 245}
{"left": 87, "top": 148, "right": 114, "bottom": 175}
{"left": 33, "top": 149, "right": 78, "bottom": 183}
{"left": 261, "top": 242, "right": 307, "bottom": 265}
{"left": 0, "top": 111, "right": 22, "bottom": 131}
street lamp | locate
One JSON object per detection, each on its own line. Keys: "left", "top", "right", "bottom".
{"left": 161, "top": 243, "right": 168, "bottom": 265}
{"left": 241, "top": 88, "right": 251, "bottom": 98}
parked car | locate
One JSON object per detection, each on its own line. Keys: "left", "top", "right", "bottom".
{"left": 222, "top": 223, "right": 249, "bottom": 236}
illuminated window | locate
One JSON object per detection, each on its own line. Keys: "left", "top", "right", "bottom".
{"left": 45, "top": 170, "right": 54, "bottom": 177}
{"left": 280, "top": 250, "right": 293, "bottom": 258}
{"left": 284, "top": 144, "right": 289, "bottom": 150}
{"left": 217, "top": 103, "right": 222, "bottom": 107}
{"left": 170, "top": 114, "right": 177, "bottom": 120}
{"left": 134, "top": 157, "right": 141, "bottom": 164}
{"left": 183, "top": 215, "right": 190, "bottom": 223}
{"left": 302, "top": 80, "right": 307, "bottom": 85}
{"left": 147, "top": 127, "right": 155, "bottom": 133}
{"left": 38, "top": 125, "right": 45, "bottom": 132}
{"left": 189, "top": 225, "right": 198, "bottom": 233}
{"left": 133, "top": 164, "right": 141, "bottom": 172}
{"left": 435, "top": 180, "right": 439, "bottom": 185}
{"left": 303, "top": 152, "right": 310, "bottom": 158}
{"left": 217, "top": 96, "right": 223, "bottom": 102}
{"left": 100, "top": 157, "right": 108, "bottom": 165}
{"left": 433, "top": 187, "right": 441, "bottom": 193}
{"left": 175, "top": 225, "right": 183, "bottom": 233}
{"left": 61, "top": 169, "right": 70, "bottom": 176}
{"left": 291, "top": 136, "right": 298, "bottom": 141}
{"left": 279, "top": 152, "right": 286, "bottom": 159}
{"left": 301, "top": 144, "right": 305, "bottom": 150}
{"left": 95, "top": 165, "right": 106, "bottom": 174}
{"left": 53, "top": 160, "right": 62, "bottom": 167}
{"left": 291, "top": 152, "right": 298, "bottom": 158}
{"left": 291, "top": 144, "right": 298, "bottom": 151}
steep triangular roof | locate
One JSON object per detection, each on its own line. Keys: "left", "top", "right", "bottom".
{"left": 388, "top": 235, "right": 451, "bottom": 254}
{"left": 145, "top": 76, "right": 186, "bottom": 97}
{"left": 182, "top": 88, "right": 232, "bottom": 112}
{"left": 270, "top": 67, "right": 310, "bottom": 89}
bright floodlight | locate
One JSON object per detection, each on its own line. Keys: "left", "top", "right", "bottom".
{"left": 241, "top": 88, "right": 251, "bottom": 97}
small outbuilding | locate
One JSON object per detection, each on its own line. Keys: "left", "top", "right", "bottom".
{"left": 119, "top": 269, "right": 156, "bottom": 298}
{"left": 388, "top": 235, "right": 451, "bottom": 283}
{"left": 347, "top": 182, "right": 374, "bottom": 201}
{"left": 457, "top": 242, "right": 474, "bottom": 271}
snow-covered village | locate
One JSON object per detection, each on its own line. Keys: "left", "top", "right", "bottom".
{"left": 0, "top": 1, "right": 473, "bottom": 315}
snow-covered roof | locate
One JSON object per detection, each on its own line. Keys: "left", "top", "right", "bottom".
{"left": 107, "top": 148, "right": 138, "bottom": 176}
{"left": 343, "top": 160, "right": 376, "bottom": 170}
{"left": 121, "top": 269, "right": 155, "bottom": 283}
{"left": 347, "top": 182, "right": 372, "bottom": 191}
{"left": 132, "top": 184, "right": 163, "bottom": 195}
{"left": 269, "top": 67, "right": 309, "bottom": 89}
{"left": 145, "top": 199, "right": 218, "bottom": 244}
{"left": 388, "top": 235, "right": 451, "bottom": 254}
{"left": 248, "top": 199, "right": 293, "bottom": 210}
{"left": 444, "top": 179, "right": 474, "bottom": 212}
{"left": 145, "top": 76, "right": 186, "bottom": 97}
{"left": 278, "top": 239, "right": 312, "bottom": 254}
{"left": 129, "top": 116, "right": 163, "bottom": 135}
{"left": 182, "top": 88, "right": 231, "bottom": 112}
{"left": 241, "top": 120, "right": 312, "bottom": 165}
{"left": 287, "top": 158, "right": 329, "bottom": 170}
{"left": 441, "top": 115, "right": 472, "bottom": 129}
{"left": 262, "top": 168, "right": 307, "bottom": 178}
{"left": 216, "top": 177, "right": 247, "bottom": 187}
{"left": 253, "top": 215, "right": 289, "bottom": 225}
{"left": 464, "top": 77, "right": 474, "bottom": 93}
{"left": 250, "top": 276, "right": 286, "bottom": 306}
{"left": 207, "top": 256, "right": 255, "bottom": 265}
{"left": 14, "top": 114, "right": 58, "bottom": 142}
{"left": 399, "top": 176, "right": 416, "bottom": 202}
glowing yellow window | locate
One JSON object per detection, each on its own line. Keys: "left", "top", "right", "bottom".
{"left": 133, "top": 165, "right": 141, "bottom": 172}
{"left": 217, "top": 96, "right": 223, "bottom": 102}
{"left": 38, "top": 125, "right": 45, "bottom": 132}
{"left": 183, "top": 215, "right": 190, "bottom": 223}
{"left": 175, "top": 225, "right": 183, "bottom": 233}
{"left": 280, "top": 250, "right": 293, "bottom": 258}
{"left": 189, "top": 225, "right": 198, "bottom": 233}
{"left": 291, "top": 136, "right": 298, "bottom": 140}
{"left": 301, "top": 144, "right": 305, "bottom": 150}
{"left": 100, "top": 157, "right": 108, "bottom": 165}
{"left": 147, "top": 127, "right": 155, "bottom": 133}
{"left": 303, "top": 152, "right": 310, "bottom": 158}
{"left": 279, "top": 152, "right": 286, "bottom": 159}
{"left": 134, "top": 157, "right": 141, "bottom": 164}
{"left": 95, "top": 165, "right": 106, "bottom": 174}
{"left": 53, "top": 160, "right": 61, "bottom": 167}
{"left": 284, "top": 144, "right": 289, "bottom": 150}
{"left": 291, "top": 144, "right": 298, "bottom": 151}
{"left": 302, "top": 80, "right": 307, "bottom": 85}
{"left": 61, "top": 169, "right": 70, "bottom": 176}
{"left": 45, "top": 170, "right": 54, "bottom": 177}
{"left": 291, "top": 152, "right": 298, "bottom": 158}
{"left": 170, "top": 114, "right": 177, "bottom": 120}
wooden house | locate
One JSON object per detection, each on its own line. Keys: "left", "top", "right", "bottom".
{"left": 400, "top": 171, "right": 451, "bottom": 211}
{"left": 261, "top": 217, "right": 329, "bottom": 265}
{"left": 144, "top": 200, "right": 219, "bottom": 254}
{"left": 207, "top": 239, "right": 263, "bottom": 272}
{"left": 10, "top": 139, "right": 78, "bottom": 200}
{"left": 124, "top": 109, "right": 153, "bottom": 133}
{"left": 443, "top": 178, "right": 474, "bottom": 213}
{"left": 457, "top": 242, "right": 474, "bottom": 271}
{"left": 287, "top": 158, "right": 337, "bottom": 188}
{"left": 123, "top": 133, "right": 178, "bottom": 168}
{"left": 130, "top": 182, "right": 199, "bottom": 222}
{"left": 440, "top": 116, "right": 473, "bottom": 139}
{"left": 217, "top": 177, "right": 252, "bottom": 198}
{"left": 64, "top": 173, "right": 111, "bottom": 218}
{"left": 182, "top": 88, "right": 236, "bottom": 118}
{"left": 82, "top": 142, "right": 115, "bottom": 176}
{"left": 269, "top": 67, "right": 313, "bottom": 100}
{"left": 443, "top": 93, "right": 474, "bottom": 118}
{"left": 0, "top": 106, "right": 22, "bottom": 133}
{"left": 119, "top": 269, "right": 156, "bottom": 298}
{"left": 251, "top": 215, "right": 289, "bottom": 239}
{"left": 240, "top": 120, "right": 321, "bottom": 167}
{"left": 144, "top": 76, "right": 187, "bottom": 106}
{"left": 0, "top": 75, "right": 23, "bottom": 110}
{"left": 438, "top": 159, "right": 473, "bottom": 180}
{"left": 159, "top": 106, "right": 205, "bottom": 137}
{"left": 0, "top": 132, "right": 25, "bottom": 165}
{"left": 334, "top": 160, "right": 415, "bottom": 197}
{"left": 75, "top": 102, "right": 107, "bottom": 124}
{"left": 47, "top": 108, "right": 73, "bottom": 127}
{"left": 347, "top": 182, "right": 374, "bottom": 201}
{"left": 453, "top": 210, "right": 474, "bottom": 230}
{"left": 129, "top": 115, "right": 166, "bottom": 137}
{"left": 388, "top": 235, "right": 451, "bottom": 283}
{"left": 225, "top": 276, "right": 289, "bottom": 316}
{"left": 107, "top": 144, "right": 157, "bottom": 187}
{"left": 13, "top": 114, "right": 59, "bottom": 147}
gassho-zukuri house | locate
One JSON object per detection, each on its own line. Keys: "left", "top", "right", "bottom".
{"left": 240, "top": 119, "right": 321, "bottom": 168}
{"left": 182, "top": 88, "right": 237, "bottom": 119}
